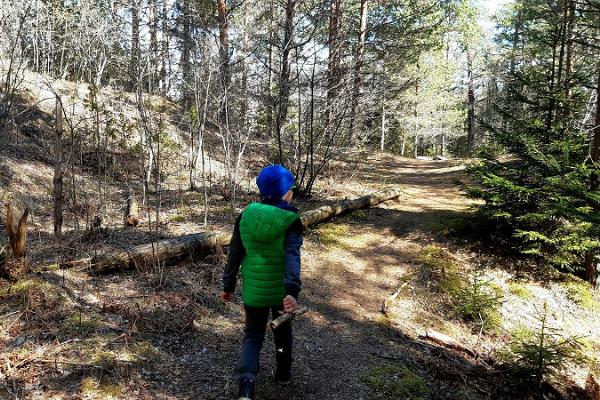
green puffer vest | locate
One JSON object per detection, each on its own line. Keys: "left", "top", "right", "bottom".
{"left": 239, "top": 202, "right": 299, "bottom": 307}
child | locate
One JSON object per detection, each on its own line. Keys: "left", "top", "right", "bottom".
{"left": 220, "top": 164, "right": 304, "bottom": 400}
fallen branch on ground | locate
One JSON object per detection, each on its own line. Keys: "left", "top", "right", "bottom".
{"left": 420, "top": 330, "right": 479, "bottom": 359}
{"left": 72, "top": 188, "right": 402, "bottom": 274}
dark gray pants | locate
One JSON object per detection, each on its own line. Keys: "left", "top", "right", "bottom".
{"left": 238, "top": 304, "right": 292, "bottom": 381}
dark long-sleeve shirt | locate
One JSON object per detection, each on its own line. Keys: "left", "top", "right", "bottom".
{"left": 222, "top": 201, "right": 304, "bottom": 299}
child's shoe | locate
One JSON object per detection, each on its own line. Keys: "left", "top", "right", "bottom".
{"left": 274, "top": 369, "right": 291, "bottom": 385}
{"left": 238, "top": 378, "right": 255, "bottom": 400}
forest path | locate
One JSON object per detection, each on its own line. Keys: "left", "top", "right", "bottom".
{"left": 258, "top": 156, "right": 485, "bottom": 400}
{"left": 4, "top": 156, "right": 507, "bottom": 400}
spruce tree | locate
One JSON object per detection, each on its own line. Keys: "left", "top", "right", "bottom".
{"left": 468, "top": 0, "right": 600, "bottom": 281}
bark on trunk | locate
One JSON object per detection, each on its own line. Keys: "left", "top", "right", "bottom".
{"left": 564, "top": 0, "right": 575, "bottom": 101}
{"left": 326, "top": 0, "right": 342, "bottom": 132}
{"left": 466, "top": 46, "right": 475, "bottom": 154}
{"left": 217, "top": 0, "right": 230, "bottom": 130}
{"left": 86, "top": 188, "right": 403, "bottom": 273}
{"left": 586, "top": 373, "right": 600, "bottom": 400}
{"left": 150, "top": 0, "right": 159, "bottom": 92}
{"left": 275, "top": 0, "right": 295, "bottom": 164}
{"left": 584, "top": 64, "right": 600, "bottom": 287}
{"left": 5, "top": 203, "right": 29, "bottom": 259}
{"left": 128, "top": 0, "right": 140, "bottom": 91}
{"left": 181, "top": 0, "right": 193, "bottom": 107}
{"left": 160, "top": 0, "right": 169, "bottom": 94}
{"left": 349, "top": 0, "right": 368, "bottom": 141}
{"left": 54, "top": 97, "right": 63, "bottom": 238}
{"left": 2, "top": 203, "right": 29, "bottom": 278}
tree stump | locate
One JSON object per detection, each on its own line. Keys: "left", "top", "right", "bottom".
{"left": 2, "top": 203, "right": 30, "bottom": 278}
{"left": 124, "top": 191, "right": 139, "bottom": 227}
{"left": 586, "top": 373, "right": 600, "bottom": 400}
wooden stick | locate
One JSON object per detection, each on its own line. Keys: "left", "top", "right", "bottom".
{"left": 270, "top": 306, "right": 308, "bottom": 330}
{"left": 420, "top": 329, "right": 479, "bottom": 359}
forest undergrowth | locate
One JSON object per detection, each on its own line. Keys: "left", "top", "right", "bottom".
{"left": 1, "top": 148, "right": 599, "bottom": 400}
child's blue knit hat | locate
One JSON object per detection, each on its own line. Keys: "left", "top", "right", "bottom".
{"left": 256, "top": 165, "right": 295, "bottom": 199}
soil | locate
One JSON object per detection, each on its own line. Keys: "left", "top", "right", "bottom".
{"left": 1, "top": 153, "right": 598, "bottom": 400}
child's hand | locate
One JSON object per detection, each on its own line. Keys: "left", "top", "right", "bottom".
{"left": 283, "top": 295, "right": 297, "bottom": 313}
{"left": 220, "top": 291, "right": 233, "bottom": 302}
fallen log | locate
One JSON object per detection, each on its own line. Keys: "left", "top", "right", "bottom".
{"left": 86, "top": 188, "right": 403, "bottom": 274}
{"left": 92, "top": 231, "right": 231, "bottom": 274}
{"left": 300, "top": 188, "right": 402, "bottom": 226}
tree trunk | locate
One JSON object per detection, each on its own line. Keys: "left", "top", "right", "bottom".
{"left": 149, "top": 0, "right": 159, "bottom": 92}
{"left": 275, "top": 0, "right": 295, "bottom": 164}
{"left": 380, "top": 104, "right": 385, "bottom": 152}
{"left": 128, "top": 0, "right": 140, "bottom": 91}
{"left": 160, "top": 0, "right": 169, "bottom": 94}
{"left": 414, "top": 64, "right": 419, "bottom": 158}
{"left": 181, "top": 0, "right": 193, "bottom": 107}
{"left": 54, "top": 97, "right": 63, "bottom": 239}
{"left": 564, "top": 0, "right": 575, "bottom": 100}
{"left": 217, "top": 0, "right": 230, "bottom": 130}
{"left": 349, "top": 0, "right": 368, "bottom": 142}
{"left": 84, "top": 188, "right": 403, "bottom": 273}
{"left": 466, "top": 46, "right": 475, "bottom": 154}
{"left": 326, "top": 0, "right": 342, "bottom": 133}
{"left": 2, "top": 203, "right": 29, "bottom": 278}
{"left": 124, "top": 190, "right": 139, "bottom": 227}
{"left": 5, "top": 203, "right": 29, "bottom": 259}
{"left": 584, "top": 64, "right": 600, "bottom": 287}
{"left": 266, "top": 0, "right": 276, "bottom": 139}
{"left": 545, "top": 24, "right": 559, "bottom": 143}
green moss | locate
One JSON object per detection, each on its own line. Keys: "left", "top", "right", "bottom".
{"left": 81, "top": 376, "right": 98, "bottom": 394}
{"left": 60, "top": 312, "right": 100, "bottom": 336}
{"left": 170, "top": 215, "right": 185, "bottom": 223}
{"left": 316, "top": 223, "right": 350, "bottom": 248}
{"left": 417, "top": 246, "right": 460, "bottom": 293}
{"left": 362, "top": 364, "right": 429, "bottom": 400}
{"left": 375, "top": 314, "right": 392, "bottom": 329}
{"left": 508, "top": 282, "right": 533, "bottom": 299}
{"left": 80, "top": 376, "right": 123, "bottom": 398}
{"left": 133, "top": 341, "right": 160, "bottom": 361}
{"left": 564, "top": 280, "right": 599, "bottom": 309}
{"left": 9, "top": 278, "right": 46, "bottom": 293}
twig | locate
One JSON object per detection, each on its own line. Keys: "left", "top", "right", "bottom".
{"left": 270, "top": 306, "right": 308, "bottom": 330}
{"left": 381, "top": 280, "right": 410, "bottom": 316}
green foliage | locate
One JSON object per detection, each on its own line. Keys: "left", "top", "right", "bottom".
{"left": 502, "top": 302, "right": 586, "bottom": 393}
{"left": 467, "top": 0, "right": 600, "bottom": 277}
{"left": 417, "top": 246, "right": 503, "bottom": 331}
{"left": 452, "top": 271, "right": 504, "bottom": 331}
{"left": 362, "top": 364, "right": 429, "bottom": 400}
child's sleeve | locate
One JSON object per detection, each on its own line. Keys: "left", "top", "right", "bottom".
{"left": 284, "top": 218, "right": 304, "bottom": 299}
{"left": 222, "top": 215, "right": 245, "bottom": 293}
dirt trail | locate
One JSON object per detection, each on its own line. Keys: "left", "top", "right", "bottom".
{"left": 2, "top": 156, "right": 517, "bottom": 400}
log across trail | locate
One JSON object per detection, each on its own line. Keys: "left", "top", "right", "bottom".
{"left": 88, "top": 188, "right": 403, "bottom": 274}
